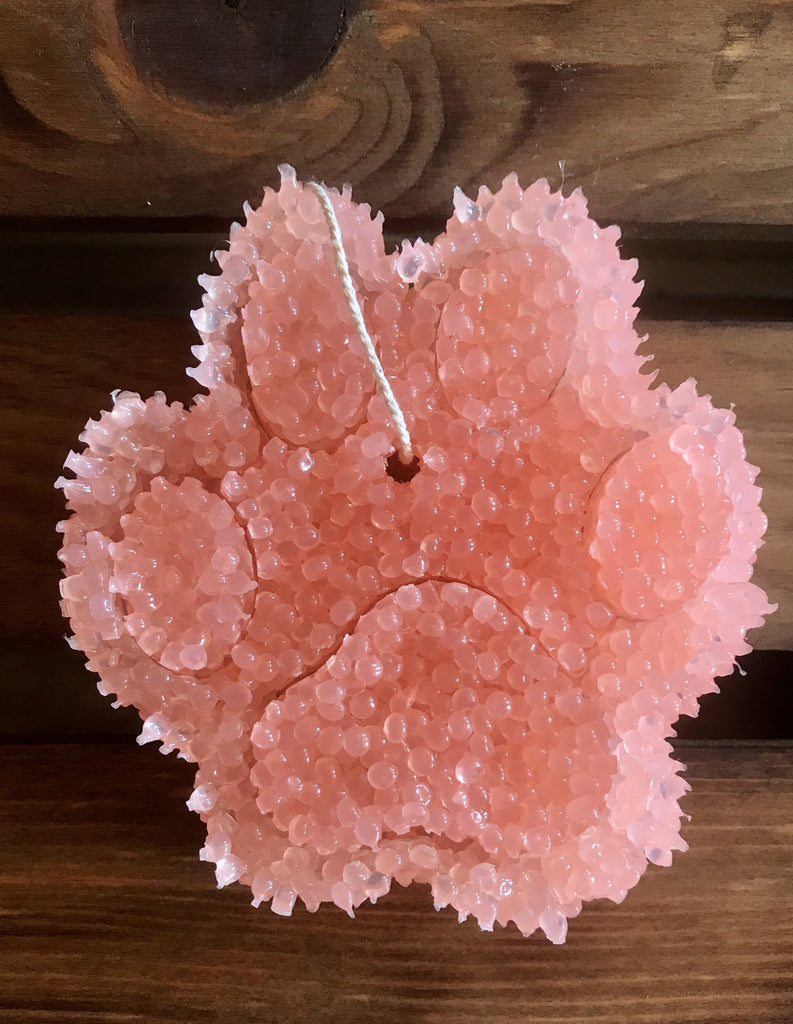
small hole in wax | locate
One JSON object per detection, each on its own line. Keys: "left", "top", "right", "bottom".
{"left": 385, "top": 452, "right": 421, "bottom": 483}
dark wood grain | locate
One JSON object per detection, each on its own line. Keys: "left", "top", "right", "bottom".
{"left": 4, "top": 227, "right": 793, "bottom": 318}
{"left": 2, "top": 1, "right": 793, "bottom": 223}
{"left": 1, "top": 314, "right": 787, "bottom": 647}
{"left": 117, "top": 0, "right": 347, "bottom": 107}
{"left": 3, "top": 642, "right": 791, "bottom": 743}
{"left": 0, "top": 742, "right": 791, "bottom": 1023}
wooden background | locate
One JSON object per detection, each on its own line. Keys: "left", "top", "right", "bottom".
{"left": 0, "top": 1, "right": 791, "bottom": 1021}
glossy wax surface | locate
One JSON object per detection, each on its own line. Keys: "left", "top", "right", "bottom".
{"left": 57, "top": 167, "right": 772, "bottom": 941}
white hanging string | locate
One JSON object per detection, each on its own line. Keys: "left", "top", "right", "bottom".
{"left": 306, "top": 181, "right": 414, "bottom": 465}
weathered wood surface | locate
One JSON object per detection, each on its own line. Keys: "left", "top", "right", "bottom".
{"left": 1, "top": 0, "right": 793, "bottom": 223}
{"left": 1, "top": 742, "right": 791, "bottom": 1023}
{"left": 1, "top": 315, "right": 788, "bottom": 647}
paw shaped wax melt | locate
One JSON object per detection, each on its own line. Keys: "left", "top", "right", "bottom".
{"left": 57, "top": 166, "right": 773, "bottom": 942}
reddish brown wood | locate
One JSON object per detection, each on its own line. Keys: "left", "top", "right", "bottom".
{"left": 1, "top": 1, "right": 793, "bottom": 222}
{"left": 0, "top": 742, "right": 791, "bottom": 1023}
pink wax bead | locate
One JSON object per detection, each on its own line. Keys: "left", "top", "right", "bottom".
{"left": 57, "top": 165, "right": 774, "bottom": 942}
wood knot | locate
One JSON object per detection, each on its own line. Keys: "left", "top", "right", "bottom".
{"left": 116, "top": 0, "right": 348, "bottom": 107}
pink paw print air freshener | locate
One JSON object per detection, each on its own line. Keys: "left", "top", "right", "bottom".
{"left": 57, "top": 166, "right": 773, "bottom": 942}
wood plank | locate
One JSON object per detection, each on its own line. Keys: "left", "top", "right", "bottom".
{"left": 0, "top": 742, "right": 791, "bottom": 1023}
{"left": 2, "top": 642, "right": 790, "bottom": 743}
{"left": 0, "top": 315, "right": 788, "bottom": 647}
{"left": 1, "top": 1, "right": 793, "bottom": 223}
{"left": 3, "top": 228, "right": 793, "bottom": 318}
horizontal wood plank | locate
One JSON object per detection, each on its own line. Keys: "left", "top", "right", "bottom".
{"left": 2, "top": 642, "right": 790, "bottom": 743}
{"left": 1, "top": 1, "right": 793, "bottom": 223}
{"left": 1, "top": 315, "right": 787, "bottom": 647}
{"left": 3, "top": 228, "right": 793, "bottom": 319}
{"left": 0, "top": 742, "right": 791, "bottom": 1023}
